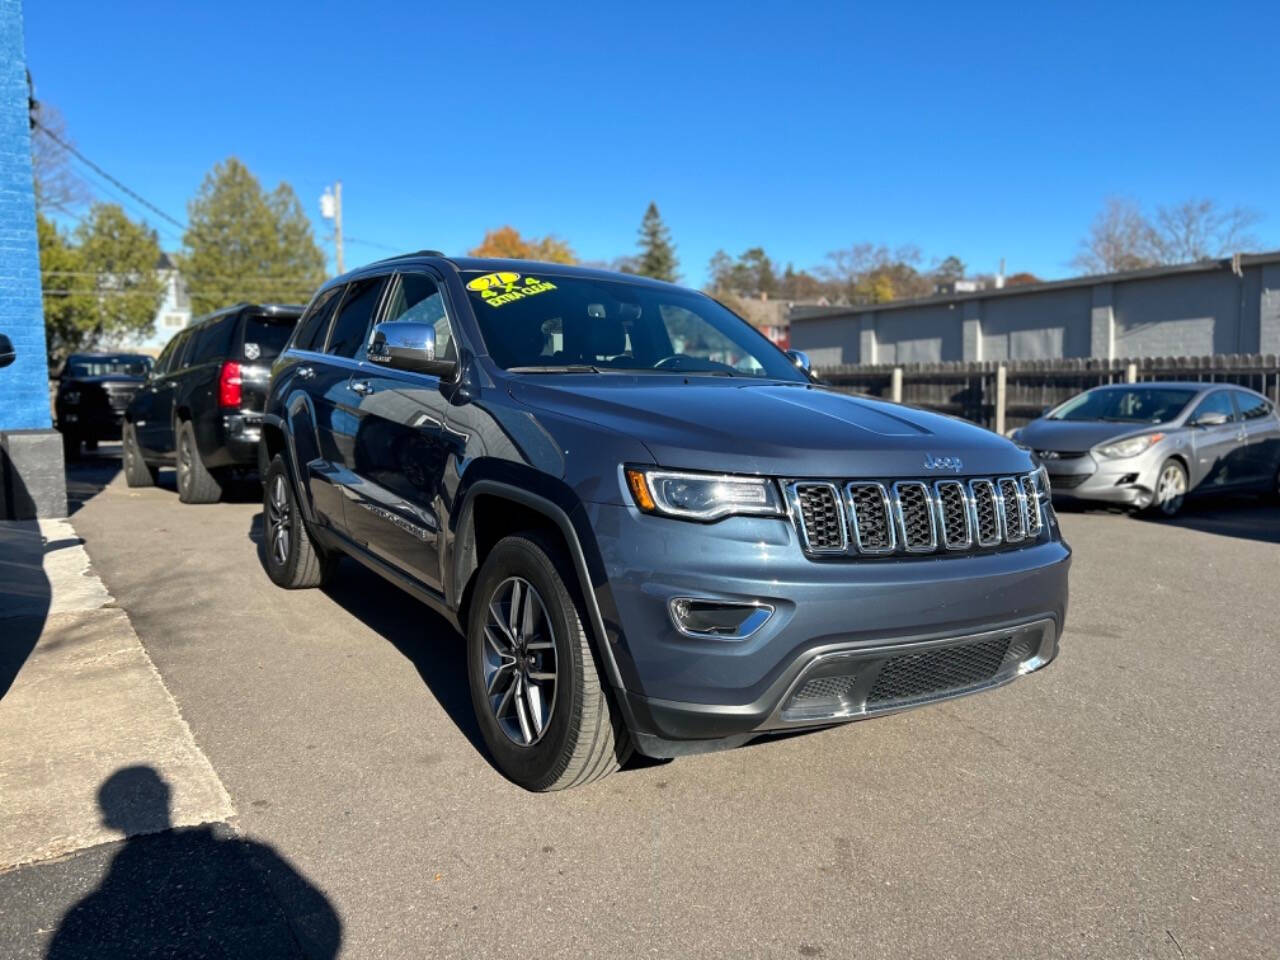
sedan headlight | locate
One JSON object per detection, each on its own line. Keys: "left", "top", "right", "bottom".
{"left": 625, "top": 467, "right": 784, "bottom": 521}
{"left": 1095, "top": 433, "right": 1164, "bottom": 460}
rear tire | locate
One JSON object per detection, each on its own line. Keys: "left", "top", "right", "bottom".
{"left": 262, "top": 454, "right": 335, "bottom": 589}
{"left": 466, "top": 532, "right": 631, "bottom": 791}
{"left": 176, "top": 419, "right": 222, "bottom": 504}
{"left": 1149, "top": 458, "right": 1187, "bottom": 518}
{"left": 122, "top": 423, "right": 159, "bottom": 487}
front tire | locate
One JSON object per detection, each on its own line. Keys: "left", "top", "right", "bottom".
{"left": 122, "top": 423, "right": 159, "bottom": 487}
{"left": 175, "top": 419, "right": 222, "bottom": 504}
{"left": 61, "top": 430, "right": 80, "bottom": 462}
{"left": 1150, "top": 458, "right": 1188, "bottom": 517}
{"left": 467, "top": 533, "right": 630, "bottom": 791}
{"left": 262, "top": 454, "right": 335, "bottom": 589}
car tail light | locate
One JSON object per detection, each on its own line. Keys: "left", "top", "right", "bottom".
{"left": 218, "top": 361, "right": 242, "bottom": 409}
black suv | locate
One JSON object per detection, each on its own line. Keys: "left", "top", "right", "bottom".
{"left": 259, "top": 254, "right": 1069, "bottom": 792}
{"left": 54, "top": 352, "right": 153, "bottom": 460}
{"left": 123, "top": 303, "right": 302, "bottom": 502}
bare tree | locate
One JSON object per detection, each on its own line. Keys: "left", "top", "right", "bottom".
{"left": 1073, "top": 196, "right": 1263, "bottom": 275}
{"left": 1149, "top": 198, "right": 1261, "bottom": 263}
{"left": 1070, "top": 197, "right": 1159, "bottom": 275}
{"left": 29, "top": 99, "right": 90, "bottom": 214}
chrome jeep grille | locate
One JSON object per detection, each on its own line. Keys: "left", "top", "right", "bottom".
{"left": 793, "top": 482, "right": 846, "bottom": 552}
{"left": 847, "top": 483, "right": 894, "bottom": 553}
{"left": 786, "top": 472, "right": 1045, "bottom": 558}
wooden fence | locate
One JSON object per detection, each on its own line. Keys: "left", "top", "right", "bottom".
{"left": 816, "top": 354, "right": 1280, "bottom": 432}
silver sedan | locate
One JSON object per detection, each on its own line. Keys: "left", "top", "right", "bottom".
{"left": 1011, "top": 382, "right": 1280, "bottom": 516}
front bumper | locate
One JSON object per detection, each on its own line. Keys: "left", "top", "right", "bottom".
{"left": 1042, "top": 449, "right": 1163, "bottom": 508}
{"left": 57, "top": 409, "right": 124, "bottom": 440}
{"left": 585, "top": 501, "right": 1070, "bottom": 755}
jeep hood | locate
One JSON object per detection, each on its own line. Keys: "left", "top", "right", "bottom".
{"left": 507, "top": 376, "right": 1032, "bottom": 478}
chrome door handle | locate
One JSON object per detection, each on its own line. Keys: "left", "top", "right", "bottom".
{"left": 296, "top": 365, "right": 315, "bottom": 381}
{"left": 350, "top": 380, "right": 373, "bottom": 396}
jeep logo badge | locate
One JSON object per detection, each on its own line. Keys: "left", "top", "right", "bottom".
{"left": 923, "top": 454, "right": 963, "bottom": 472}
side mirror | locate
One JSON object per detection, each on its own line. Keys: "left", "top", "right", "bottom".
{"left": 366, "top": 322, "right": 456, "bottom": 379}
{"left": 1190, "top": 410, "right": 1229, "bottom": 427}
{"left": 786, "top": 349, "right": 812, "bottom": 374}
{"left": 0, "top": 333, "right": 14, "bottom": 369}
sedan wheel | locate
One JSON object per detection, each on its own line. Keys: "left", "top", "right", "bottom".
{"left": 1155, "top": 460, "right": 1187, "bottom": 516}
{"left": 482, "top": 576, "right": 558, "bottom": 746}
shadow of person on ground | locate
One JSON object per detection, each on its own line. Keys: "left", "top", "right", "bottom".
{"left": 47, "top": 766, "right": 341, "bottom": 960}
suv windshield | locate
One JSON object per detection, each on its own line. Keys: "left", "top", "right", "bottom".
{"left": 64, "top": 356, "right": 152, "bottom": 377}
{"left": 1048, "top": 387, "right": 1196, "bottom": 423}
{"left": 242, "top": 314, "right": 297, "bottom": 362}
{"left": 462, "top": 270, "right": 806, "bottom": 381}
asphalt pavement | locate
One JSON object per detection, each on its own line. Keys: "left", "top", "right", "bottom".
{"left": 2, "top": 446, "right": 1278, "bottom": 959}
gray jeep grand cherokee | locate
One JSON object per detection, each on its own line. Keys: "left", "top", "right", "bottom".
{"left": 260, "top": 253, "right": 1070, "bottom": 791}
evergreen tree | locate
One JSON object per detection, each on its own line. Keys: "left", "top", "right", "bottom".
{"left": 635, "top": 202, "right": 678, "bottom": 282}
{"left": 39, "top": 205, "right": 164, "bottom": 365}
{"left": 180, "top": 158, "right": 326, "bottom": 315}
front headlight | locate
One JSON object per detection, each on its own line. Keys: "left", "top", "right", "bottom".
{"left": 1095, "top": 433, "right": 1163, "bottom": 460}
{"left": 1033, "top": 465, "right": 1051, "bottom": 497}
{"left": 63, "top": 390, "right": 81, "bottom": 405}
{"left": 624, "top": 467, "right": 784, "bottom": 521}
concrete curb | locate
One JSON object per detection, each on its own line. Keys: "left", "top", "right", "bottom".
{"left": 0, "top": 518, "right": 235, "bottom": 870}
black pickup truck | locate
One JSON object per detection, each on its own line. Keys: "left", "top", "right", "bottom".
{"left": 54, "top": 353, "right": 153, "bottom": 460}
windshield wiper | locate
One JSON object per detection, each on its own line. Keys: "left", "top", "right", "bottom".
{"left": 508, "top": 365, "right": 601, "bottom": 374}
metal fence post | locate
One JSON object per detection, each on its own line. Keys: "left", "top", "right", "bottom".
{"left": 995, "top": 364, "right": 1007, "bottom": 435}
{"left": 1126, "top": 362, "right": 1137, "bottom": 383}
{"left": 891, "top": 367, "right": 903, "bottom": 403}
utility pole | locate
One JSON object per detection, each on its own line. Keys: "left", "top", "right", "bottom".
{"left": 320, "top": 181, "right": 344, "bottom": 275}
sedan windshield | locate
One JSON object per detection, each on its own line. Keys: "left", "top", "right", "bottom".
{"left": 462, "top": 270, "right": 806, "bottom": 381}
{"left": 1048, "top": 387, "right": 1196, "bottom": 424}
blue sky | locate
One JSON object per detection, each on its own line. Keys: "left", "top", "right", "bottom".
{"left": 23, "top": 0, "right": 1280, "bottom": 285}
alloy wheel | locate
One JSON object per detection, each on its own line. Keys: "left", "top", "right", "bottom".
{"left": 482, "top": 577, "right": 558, "bottom": 746}
{"left": 177, "top": 432, "right": 192, "bottom": 494}
{"left": 1156, "top": 463, "right": 1186, "bottom": 515}
{"left": 266, "top": 474, "right": 291, "bottom": 567}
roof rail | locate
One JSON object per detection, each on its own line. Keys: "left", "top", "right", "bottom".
{"left": 370, "top": 249, "right": 446, "bottom": 264}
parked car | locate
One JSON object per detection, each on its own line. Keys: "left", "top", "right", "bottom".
{"left": 123, "top": 303, "right": 303, "bottom": 501}
{"left": 259, "top": 254, "right": 1070, "bottom": 791}
{"left": 54, "top": 353, "right": 153, "bottom": 460}
{"left": 1012, "top": 382, "right": 1280, "bottom": 516}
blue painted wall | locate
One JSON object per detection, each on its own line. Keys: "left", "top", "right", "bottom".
{"left": 0, "top": 0, "right": 52, "bottom": 431}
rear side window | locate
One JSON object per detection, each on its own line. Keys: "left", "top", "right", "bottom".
{"left": 241, "top": 313, "right": 298, "bottom": 362}
{"left": 153, "top": 334, "right": 181, "bottom": 374}
{"left": 293, "top": 288, "right": 341, "bottom": 353}
{"left": 169, "top": 329, "right": 195, "bottom": 372}
{"left": 326, "top": 278, "right": 385, "bottom": 359}
{"left": 188, "top": 319, "right": 233, "bottom": 366}
{"left": 1235, "top": 391, "right": 1272, "bottom": 421}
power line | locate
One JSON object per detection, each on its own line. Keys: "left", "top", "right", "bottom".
{"left": 33, "top": 121, "right": 187, "bottom": 231}
{"left": 346, "top": 236, "right": 402, "bottom": 253}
